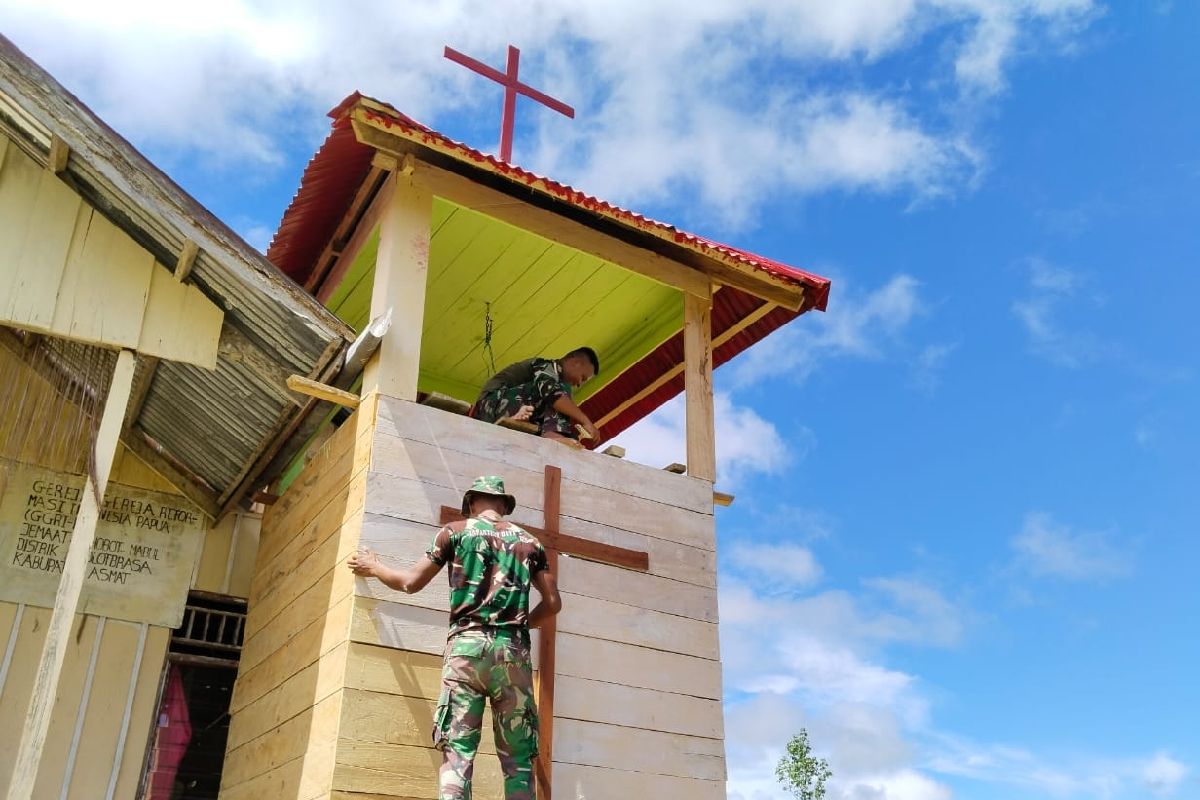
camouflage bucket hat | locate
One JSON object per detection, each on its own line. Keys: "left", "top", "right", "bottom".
{"left": 461, "top": 475, "right": 517, "bottom": 516}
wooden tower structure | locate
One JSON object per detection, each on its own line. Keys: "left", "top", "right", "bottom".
{"left": 0, "top": 34, "right": 832, "bottom": 800}
{"left": 218, "top": 93, "right": 830, "bottom": 799}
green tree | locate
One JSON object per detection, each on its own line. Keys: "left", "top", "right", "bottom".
{"left": 775, "top": 729, "right": 832, "bottom": 800}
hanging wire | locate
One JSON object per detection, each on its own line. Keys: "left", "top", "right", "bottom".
{"left": 481, "top": 302, "right": 497, "bottom": 376}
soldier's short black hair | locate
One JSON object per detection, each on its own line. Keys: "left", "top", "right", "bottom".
{"left": 564, "top": 346, "right": 600, "bottom": 376}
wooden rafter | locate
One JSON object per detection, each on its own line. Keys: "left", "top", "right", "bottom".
{"left": 47, "top": 133, "right": 69, "bottom": 173}
{"left": 173, "top": 238, "right": 199, "bottom": 283}
{"left": 349, "top": 104, "right": 809, "bottom": 310}
{"left": 285, "top": 374, "right": 360, "bottom": 409}
{"left": 307, "top": 163, "right": 388, "bottom": 297}
{"left": 594, "top": 294, "right": 783, "bottom": 429}
{"left": 0, "top": 327, "right": 221, "bottom": 519}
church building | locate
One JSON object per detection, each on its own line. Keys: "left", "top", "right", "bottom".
{"left": 0, "top": 35, "right": 829, "bottom": 800}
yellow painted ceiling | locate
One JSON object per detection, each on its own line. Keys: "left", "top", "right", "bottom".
{"left": 324, "top": 197, "right": 683, "bottom": 404}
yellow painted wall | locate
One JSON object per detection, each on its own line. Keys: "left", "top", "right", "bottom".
{"left": 0, "top": 133, "right": 222, "bottom": 368}
{"left": 0, "top": 340, "right": 262, "bottom": 797}
{"left": 221, "top": 393, "right": 377, "bottom": 800}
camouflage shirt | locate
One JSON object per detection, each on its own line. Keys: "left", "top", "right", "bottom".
{"left": 478, "top": 357, "right": 570, "bottom": 401}
{"left": 426, "top": 510, "right": 548, "bottom": 637}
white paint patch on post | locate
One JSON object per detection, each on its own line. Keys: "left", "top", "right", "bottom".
{"left": 105, "top": 621, "right": 147, "bottom": 800}
{"left": 0, "top": 602, "right": 25, "bottom": 697}
{"left": 7, "top": 348, "right": 136, "bottom": 800}
{"left": 59, "top": 616, "right": 106, "bottom": 800}
{"left": 221, "top": 512, "right": 243, "bottom": 595}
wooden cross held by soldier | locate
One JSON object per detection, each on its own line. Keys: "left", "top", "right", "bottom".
{"left": 439, "top": 464, "right": 649, "bottom": 799}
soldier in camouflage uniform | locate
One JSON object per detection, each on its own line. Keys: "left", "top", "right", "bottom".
{"left": 348, "top": 476, "right": 562, "bottom": 800}
{"left": 470, "top": 347, "right": 602, "bottom": 443}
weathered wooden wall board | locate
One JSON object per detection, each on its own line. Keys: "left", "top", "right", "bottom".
{"left": 223, "top": 393, "right": 728, "bottom": 799}
{"left": 0, "top": 461, "right": 205, "bottom": 627}
{"left": 222, "top": 394, "right": 378, "bottom": 799}
{"left": 0, "top": 606, "right": 168, "bottom": 800}
{"left": 0, "top": 136, "right": 223, "bottom": 367}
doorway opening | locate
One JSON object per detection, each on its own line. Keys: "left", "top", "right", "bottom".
{"left": 138, "top": 591, "right": 246, "bottom": 799}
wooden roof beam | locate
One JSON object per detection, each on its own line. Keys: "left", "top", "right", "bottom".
{"left": 350, "top": 117, "right": 711, "bottom": 300}
{"left": 349, "top": 107, "right": 808, "bottom": 310}
{"left": 594, "top": 293, "right": 781, "bottom": 429}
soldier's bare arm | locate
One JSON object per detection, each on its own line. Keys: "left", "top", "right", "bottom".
{"left": 528, "top": 568, "right": 562, "bottom": 628}
{"left": 348, "top": 548, "right": 442, "bottom": 593}
{"left": 550, "top": 395, "right": 600, "bottom": 441}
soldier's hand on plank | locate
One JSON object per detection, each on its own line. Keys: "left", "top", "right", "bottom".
{"left": 348, "top": 547, "right": 379, "bottom": 577}
{"left": 511, "top": 404, "right": 534, "bottom": 422}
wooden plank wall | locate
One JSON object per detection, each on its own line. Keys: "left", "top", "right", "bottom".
{"left": 343, "top": 397, "right": 726, "bottom": 799}
{"left": 0, "top": 606, "right": 169, "bottom": 799}
{"left": 0, "top": 133, "right": 222, "bottom": 368}
{"left": 194, "top": 511, "right": 262, "bottom": 599}
{"left": 0, "top": 434, "right": 187, "bottom": 799}
{"left": 0, "top": 328, "right": 287, "bottom": 800}
{"left": 221, "top": 394, "right": 378, "bottom": 800}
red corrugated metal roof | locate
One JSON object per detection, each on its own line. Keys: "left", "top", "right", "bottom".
{"left": 267, "top": 93, "right": 831, "bottom": 443}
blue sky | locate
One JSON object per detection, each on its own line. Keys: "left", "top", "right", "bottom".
{"left": 3, "top": 1, "right": 1196, "bottom": 797}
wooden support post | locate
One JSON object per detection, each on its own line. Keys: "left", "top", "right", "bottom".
{"left": 7, "top": 348, "right": 137, "bottom": 800}
{"left": 361, "top": 173, "right": 432, "bottom": 400}
{"left": 684, "top": 288, "right": 716, "bottom": 483}
{"left": 594, "top": 295, "right": 779, "bottom": 429}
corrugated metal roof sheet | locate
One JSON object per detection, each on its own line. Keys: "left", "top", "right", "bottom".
{"left": 1, "top": 36, "right": 355, "bottom": 515}
{"left": 275, "top": 93, "right": 830, "bottom": 312}
{"left": 269, "top": 92, "right": 831, "bottom": 442}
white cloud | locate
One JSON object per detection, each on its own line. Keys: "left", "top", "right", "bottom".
{"left": 911, "top": 341, "right": 958, "bottom": 393}
{"left": 1143, "top": 752, "right": 1188, "bottom": 796}
{"left": 721, "top": 542, "right": 1185, "bottom": 800}
{"left": 864, "top": 577, "right": 965, "bottom": 647}
{"left": 928, "top": 735, "right": 1193, "bottom": 798}
{"left": 0, "top": 0, "right": 1096, "bottom": 227}
{"left": 1011, "top": 511, "right": 1133, "bottom": 581}
{"left": 1011, "top": 258, "right": 1107, "bottom": 367}
{"left": 721, "top": 574, "right": 960, "bottom": 800}
{"left": 946, "top": 0, "right": 1098, "bottom": 95}
{"left": 731, "top": 543, "right": 823, "bottom": 587}
{"left": 606, "top": 390, "right": 798, "bottom": 483}
{"left": 732, "top": 274, "right": 923, "bottom": 386}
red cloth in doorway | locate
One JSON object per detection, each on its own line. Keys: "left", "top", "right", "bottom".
{"left": 147, "top": 663, "right": 192, "bottom": 799}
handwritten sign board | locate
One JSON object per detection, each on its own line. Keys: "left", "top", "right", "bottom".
{"left": 0, "top": 462, "right": 205, "bottom": 627}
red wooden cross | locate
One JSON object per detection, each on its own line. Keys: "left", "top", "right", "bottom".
{"left": 439, "top": 465, "right": 649, "bottom": 799}
{"left": 443, "top": 44, "right": 575, "bottom": 163}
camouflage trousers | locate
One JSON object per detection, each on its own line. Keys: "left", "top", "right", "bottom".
{"left": 433, "top": 629, "right": 539, "bottom": 799}
{"left": 470, "top": 378, "right": 577, "bottom": 439}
